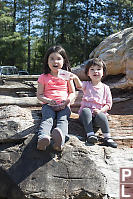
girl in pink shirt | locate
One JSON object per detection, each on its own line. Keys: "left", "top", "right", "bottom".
{"left": 71, "top": 58, "right": 117, "bottom": 148}
{"left": 37, "top": 46, "right": 75, "bottom": 152}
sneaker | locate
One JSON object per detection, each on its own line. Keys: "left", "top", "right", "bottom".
{"left": 87, "top": 135, "right": 98, "bottom": 144}
{"left": 51, "top": 128, "right": 63, "bottom": 152}
{"left": 37, "top": 137, "right": 50, "bottom": 151}
{"left": 103, "top": 137, "right": 117, "bottom": 148}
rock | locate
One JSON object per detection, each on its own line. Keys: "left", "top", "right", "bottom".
{"left": 72, "top": 27, "right": 133, "bottom": 89}
{"left": 0, "top": 105, "right": 132, "bottom": 198}
{"left": 72, "top": 63, "right": 89, "bottom": 81}
{"left": 0, "top": 133, "right": 133, "bottom": 199}
{"left": 0, "top": 105, "right": 40, "bottom": 143}
{"left": 90, "top": 27, "right": 133, "bottom": 89}
{"left": 0, "top": 95, "right": 41, "bottom": 106}
{"left": 8, "top": 136, "right": 106, "bottom": 199}
{"left": 0, "top": 105, "right": 132, "bottom": 147}
{"left": 0, "top": 167, "right": 26, "bottom": 199}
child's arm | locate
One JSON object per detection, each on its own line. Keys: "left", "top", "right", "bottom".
{"left": 70, "top": 73, "right": 83, "bottom": 90}
{"left": 101, "top": 105, "right": 110, "bottom": 112}
{"left": 93, "top": 105, "right": 110, "bottom": 114}
{"left": 67, "top": 79, "right": 76, "bottom": 104}
{"left": 37, "top": 83, "right": 56, "bottom": 105}
{"left": 54, "top": 80, "right": 75, "bottom": 111}
{"left": 93, "top": 86, "right": 112, "bottom": 115}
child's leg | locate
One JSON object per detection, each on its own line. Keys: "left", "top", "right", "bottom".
{"left": 37, "top": 104, "right": 56, "bottom": 150}
{"left": 94, "top": 112, "right": 117, "bottom": 148}
{"left": 79, "top": 108, "right": 98, "bottom": 143}
{"left": 51, "top": 106, "right": 71, "bottom": 151}
{"left": 94, "top": 112, "right": 110, "bottom": 136}
{"left": 79, "top": 108, "right": 94, "bottom": 136}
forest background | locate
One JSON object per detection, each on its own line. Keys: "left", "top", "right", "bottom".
{"left": 0, "top": 0, "right": 133, "bottom": 74}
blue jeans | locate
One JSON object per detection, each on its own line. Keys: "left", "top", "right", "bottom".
{"left": 79, "top": 108, "right": 110, "bottom": 135}
{"left": 38, "top": 104, "right": 71, "bottom": 145}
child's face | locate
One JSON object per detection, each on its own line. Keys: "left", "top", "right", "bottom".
{"left": 87, "top": 65, "right": 103, "bottom": 82}
{"left": 48, "top": 52, "right": 64, "bottom": 74}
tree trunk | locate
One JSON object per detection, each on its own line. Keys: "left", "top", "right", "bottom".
{"left": 27, "top": 0, "right": 31, "bottom": 74}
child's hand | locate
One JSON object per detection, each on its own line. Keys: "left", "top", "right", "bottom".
{"left": 48, "top": 103, "right": 60, "bottom": 111}
{"left": 69, "top": 73, "right": 83, "bottom": 90}
{"left": 47, "top": 100, "right": 59, "bottom": 110}
{"left": 93, "top": 108, "right": 101, "bottom": 115}
{"left": 59, "top": 99, "right": 70, "bottom": 109}
{"left": 51, "top": 99, "right": 70, "bottom": 111}
{"left": 58, "top": 101, "right": 66, "bottom": 110}
{"left": 51, "top": 104, "right": 61, "bottom": 111}
{"left": 69, "top": 73, "right": 77, "bottom": 80}
{"left": 48, "top": 99, "right": 57, "bottom": 106}
{"left": 51, "top": 104, "right": 63, "bottom": 112}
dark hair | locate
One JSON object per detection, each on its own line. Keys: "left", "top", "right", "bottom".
{"left": 43, "top": 45, "right": 71, "bottom": 74}
{"left": 85, "top": 58, "right": 106, "bottom": 81}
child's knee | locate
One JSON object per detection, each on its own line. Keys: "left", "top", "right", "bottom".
{"left": 96, "top": 112, "right": 108, "bottom": 121}
{"left": 81, "top": 108, "right": 92, "bottom": 116}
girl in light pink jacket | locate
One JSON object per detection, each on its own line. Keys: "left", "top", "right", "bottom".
{"left": 71, "top": 58, "right": 117, "bottom": 148}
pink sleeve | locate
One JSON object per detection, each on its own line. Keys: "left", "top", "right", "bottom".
{"left": 105, "top": 85, "right": 112, "bottom": 109}
{"left": 38, "top": 74, "right": 45, "bottom": 85}
{"left": 82, "top": 81, "right": 88, "bottom": 92}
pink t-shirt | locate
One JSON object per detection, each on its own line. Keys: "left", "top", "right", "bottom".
{"left": 78, "top": 81, "right": 112, "bottom": 115}
{"left": 38, "top": 73, "right": 68, "bottom": 104}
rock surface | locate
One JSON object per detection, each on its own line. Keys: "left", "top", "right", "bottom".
{"left": 6, "top": 137, "right": 133, "bottom": 199}
{"left": 72, "top": 27, "right": 133, "bottom": 89}
{"left": 0, "top": 104, "right": 132, "bottom": 199}
{"left": 0, "top": 76, "right": 132, "bottom": 199}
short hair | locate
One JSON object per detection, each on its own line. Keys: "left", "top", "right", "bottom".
{"left": 85, "top": 58, "right": 106, "bottom": 80}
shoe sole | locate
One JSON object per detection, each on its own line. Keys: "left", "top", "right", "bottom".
{"left": 87, "top": 136, "right": 98, "bottom": 144}
{"left": 37, "top": 137, "right": 50, "bottom": 151}
{"left": 104, "top": 141, "right": 117, "bottom": 148}
{"left": 52, "top": 128, "right": 62, "bottom": 152}
{"left": 104, "top": 138, "right": 117, "bottom": 148}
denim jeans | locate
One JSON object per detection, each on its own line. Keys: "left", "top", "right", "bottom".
{"left": 38, "top": 104, "right": 71, "bottom": 145}
{"left": 79, "top": 107, "right": 110, "bottom": 135}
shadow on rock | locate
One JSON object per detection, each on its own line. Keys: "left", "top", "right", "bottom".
{"left": 0, "top": 167, "right": 26, "bottom": 199}
{"left": 7, "top": 134, "right": 54, "bottom": 184}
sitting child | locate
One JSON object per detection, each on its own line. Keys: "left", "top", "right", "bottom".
{"left": 71, "top": 58, "right": 117, "bottom": 148}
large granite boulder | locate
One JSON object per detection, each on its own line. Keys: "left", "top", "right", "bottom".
{"left": 0, "top": 105, "right": 133, "bottom": 199}
{"left": 6, "top": 136, "right": 133, "bottom": 199}
{"left": 72, "top": 27, "right": 133, "bottom": 89}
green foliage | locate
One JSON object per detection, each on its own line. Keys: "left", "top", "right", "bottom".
{"left": 0, "top": 32, "right": 26, "bottom": 67}
{"left": 0, "top": 0, "right": 26, "bottom": 67}
{"left": 0, "top": 0, "right": 133, "bottom": 73}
